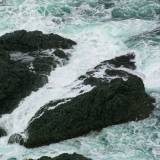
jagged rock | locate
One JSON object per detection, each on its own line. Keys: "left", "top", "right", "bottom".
{"left": 0, "top": 30, "right": 76, "bottom": 115}
{"left": 11, "top": 54, "right": 154, "bottom": 148}
{"left": 107, "top": 53, "right": 136, "bottom": 69}
{"left": 53, "top": 49, "right": 69, "bottom": 60}
{"left": 0, "top": 127, "right": 7, "bottom": 137}
{"left": 81, "top": 53, "right": 136, "bottom": 86}
{"left": 8, "top": 133, "right": 24, "bottom": 145}
{"left": 27, "top": 153, "right": 91, "bottom": 160}
{"left": 0, "top": 49, "right": 48, "bottom": 115}
{"left": 33, "top": 56, "right": 57, "bottom": 75}
{"left": 0, "top": 30, "right": 77, "bottom": 52}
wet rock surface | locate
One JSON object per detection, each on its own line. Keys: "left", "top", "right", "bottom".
{"left": 8, "top": 133, "right": 24, "bottom": 145}
{"left": 0, "top": 30, "right": 76, "bottom": 52}
{"left": 0, "top": 30, "right": 76, "bottom": 115}
{"left": 9, "top": 54, "right": 154, "bottom": 148}
{"left": 27, "top": 153, "right": 91, "bottom": 160}
{"left": 0, "top": 127, "right": 7, "bottom": 137}
{"left": 0, "top": 48, "right": 48, "bottom": 115}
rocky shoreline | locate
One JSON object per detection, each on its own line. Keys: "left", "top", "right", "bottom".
{"left": 8, "top": 53, "right": 155, "bottom": 148}
{"left": 0, "top": 30, "right": 76, "bottom": 138}
{"left": 0, "top": 30, "right": 76, "bottom": 116}
{"left": 27, "top": 153, "right": 91, "bottom": 160}
{"left": 0, "top": 30, "right": 155, "bottom": 160}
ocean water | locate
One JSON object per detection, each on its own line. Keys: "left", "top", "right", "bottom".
{"left": 0, "top": 0, "right": 160, "bottom": 159}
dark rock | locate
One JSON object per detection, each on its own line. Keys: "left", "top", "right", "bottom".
{"left": 105, "top": 69, "right": 129, "bottom": 77}
{"left": 0, "top": 49, "right": 48, "bottom": 115}
{"left": 15, "top": 54, "right": 154, "bottom": 148}
{"left": 8, "top": 133, "right": 24, "bottom": 145}
{"left": 0, "top": 127, "right": 7, "bottom": 137}
{"left": 107, "top": 53, "right": 136, "bottom": 69}
{"left": 90, "top": 53, "right": 136, "bottom": 72}
{"left": 53, "top": 49, "right": 69, "bottom": 60}
{"left": 0, "top": 30, "right": 76, "bottom": 115}
{"left": 81, "top": 53, "right": 136, "bottom": 86}
{"left": 83, "top": 77, "right": 108, "bottom": 86}
{"left": 0, "top": 30, "right": 77, "bottom": 52}
{"left": 24, "top": 76, "right": 154, "bottom": 148}
{"left": 27, "top": 153, "right": 91, "bottom": 160}
{"left": 33, "top": 56, "right": 57, "bottom": 75}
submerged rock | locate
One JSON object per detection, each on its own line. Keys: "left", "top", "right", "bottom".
{"left": 107, "top": 53, "right": 136, "bottom": 69}
{"left": 10, "top": 54, "right": 154, "bottom": 148}
{"left": 0, "top": 127, "right": 7, "bottom": 137}
{"left": 0, "top": 30, "right": 77, "bottom": 52}
{"left": 27, "top": 153, "right": 91, "bottom": 160}
{"left": 0, "top": 30, "right": 76, "bottom": 115}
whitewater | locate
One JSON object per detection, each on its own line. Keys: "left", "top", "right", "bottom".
{"left": 0, "top": 0, "right": 160, "bottom": 159}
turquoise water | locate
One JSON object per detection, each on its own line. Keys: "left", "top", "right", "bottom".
{"left": 0, "top": 0, "right": 160, "bottom": 160}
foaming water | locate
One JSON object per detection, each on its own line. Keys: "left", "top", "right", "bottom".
{"left": 0, "top": 0, "right": 160, "bottom": 160}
